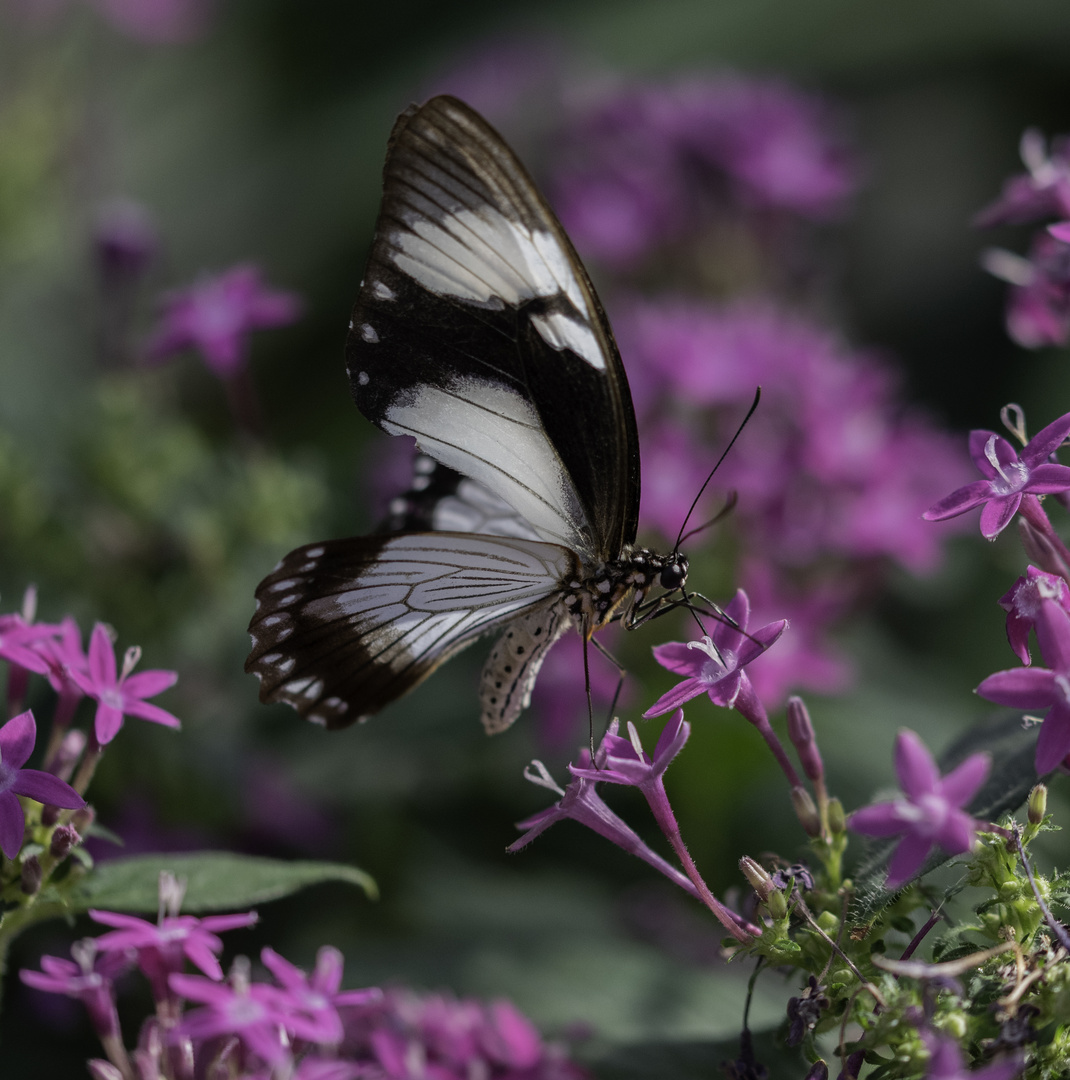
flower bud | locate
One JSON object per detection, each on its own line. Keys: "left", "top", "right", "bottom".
{"left": 803, "top": 1063, "right": 829, "bottom": 1080}
{"left": 827, "top": 797, "right": 846, "bottom": 834}
{"left": 1028, "top": 783, "right": 1048, "bottom": 824}
{"left": 49, "top": 729, "right": 88, "bottom": 782}
{"left": 50, "top": 824, "right": 80, "bottom": 860}
{"left": 20, "top": 855, "right": 41, "bottom": 895}
{"left": 71, "top": 805, "right": 96, "bottom": 836}
{"left": 786, "top": 696, "right": 824, "bottom": 783}
{"left": 791, "top": 786, "right": 822, "bottom": 837}
{"left": 739, "top": 856, "right": 774, "bottom": 901}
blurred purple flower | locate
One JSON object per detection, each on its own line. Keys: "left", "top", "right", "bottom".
{"left": 11, "top": 0, "right": 211, "bottom": 41}
{"left": 144, "top": 264, "right": 302, "bottom": 379}
{"left": 552, "top": 75, "right": 856, "bottom": 266}
{"left": 921, "top": 1031, "right": 1023, "bottom": 1080}
{"left": 20, "top": 940, "right": 133, "bottom": 1044}
{"left": 91, "top": 906, "right": 257, "bottom": 1003}
{"left": 66, "top": 623, "right": 180, "bottom": 745}
{"left": 923, "top": 413, "right": 1070, "bottom": 539}
{"left": 999, "top": 566, "right": 1070, "bottom": 665}
{"left": 643, "top": 589, "right": 786, "bottom": 717}
{"left": 983, "top": 233, "right": 1070, "bottom": 348}
{"left": 977, "top": 599, "right": 1070, "bottom": 773}
{"left": 847, "top": 730, "right": 988, "bottom": 890}
{"left": 93, "top": 199, "right": 157, "bottom": 282}
{"left": 0, "top": 710, "right": 84, "bottom": 859}
{"left": 260, "top": 946, "right": 379, "bottom": 1047}
{"left": 740, "top": 564, "right": 851, "bottom": 707}
{"left": 976, "top": 129, "right": 1070, "bottom": 227}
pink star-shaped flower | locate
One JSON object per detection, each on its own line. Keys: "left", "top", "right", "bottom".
{"left": 66, "top": 623, "right": 180, "bottom": 744}
{"left": 923, "top": 413, "right": 1070, "bottom": 539}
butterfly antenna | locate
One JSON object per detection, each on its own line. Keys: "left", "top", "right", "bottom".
{"left": 678, "top": 491, "right": 739, "bottom": 547}
{"left": 672, "top": 387, "right": 761, "bottom": 554}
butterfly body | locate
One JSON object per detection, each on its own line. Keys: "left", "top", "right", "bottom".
{"left": 246, "top": 95, "right": 689, "bottom": 733}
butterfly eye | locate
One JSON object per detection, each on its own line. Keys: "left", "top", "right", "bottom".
{"left": 659, "top": 559, "right": 687, "bottom": 591}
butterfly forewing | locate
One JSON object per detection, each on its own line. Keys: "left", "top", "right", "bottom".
{"left": 247, "top": 533, "right": 579, "bottom": 728}
{"left": 346, "top": 95, "right": 640, "bottom": 564}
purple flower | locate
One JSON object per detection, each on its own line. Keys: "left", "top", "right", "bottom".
{"left": 847, "top": 730, "right": 989, "bottom": 890}
{"left": 999, "top": 566, "right": 1070, "bottom": 665}
{"left": 0, "top": 611, "right": 57, "bottom": 679}
{"left": 508, "top": 757, "right": 699, "bottom": 897}
{"left": 260, "top": 946, "right": 379, "bottom": 1046}
{"left": 66, "top": 623, "right": 180, "bottom": 744}
{"left": 976, "top": 600, "right": 1070, "bottom": 772}
{"left": 570, "top": 711, "right": 690, "bottom": 793}
{"left": 983, "top": 233, "right": 1070, "bottom": 348}
{"left": 922, "top": 1032, "right": 1023, "bottom": 1080}
{"left": 976, "top": 129, "right": 1070, "bottom": 227}
{"left": 923, "top": 413, "right": 1070, "bottom": 539}
{"left": 88, "top": 0, "right": 210, "bottom": 42}
{"left": 144, "top": 264, "right": 302, "bottom": 379}
{"left": 551, "top": 76, "right": 855, "bottom": 267}
{"left": 0, "top": 710, "right": 84, "bottom": 859}
{"left": 20, "top": 940, "right": 133, "bottom": 1042}
{"left": 90, "top": 906, "right": 257, "bottom": 1003}
{"left": 643, "top": 589, "right": 786, "bottom": 717}
{"left": 170, "top": 967, "right": 297, "bottom": 1065}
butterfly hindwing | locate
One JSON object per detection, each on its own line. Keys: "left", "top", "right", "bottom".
{"left": 346, "top": 95, "right": 640, "bottom": 564}
{"left": 246, "top": 532, "right": 580, "bottom": 728}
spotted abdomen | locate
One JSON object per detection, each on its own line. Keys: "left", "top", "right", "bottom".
{"left": 479, "top": 604, "right": 570, "bottom": 734}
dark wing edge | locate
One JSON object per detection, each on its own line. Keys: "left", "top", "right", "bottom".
{"left": 346, "top": 94, "right": 641, "bottom": 560}
{"left": 245, "top": 533, "right": 576, "bottom": 728}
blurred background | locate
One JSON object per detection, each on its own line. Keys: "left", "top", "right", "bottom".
{"left": 3, "top": 0, "right": 1070, "bottom": 1073}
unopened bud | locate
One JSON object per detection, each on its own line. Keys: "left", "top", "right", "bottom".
{"left": 739, "top": 856, "right": 774, "bottom": 902}
{"left": 803, "top": 1063, "right": 829, "bottom": 1080}
{"left": 50, "top": 824, "right": 80, "bottom": 860}
{"left": 827, "top": 797, "right": 846, "bottom": 834}
{"left": 791, "top": 786, "right": 822, "bottom": 837}
{"left": 1028, "top": 783, "right": 1048, "bottom": 825}
{"left": 21, "top": 855, "right": 42, "bottom": 895}
{"left": 40, "top": 804, "right": 60, "bottom": 827}
{"left": 786, "top": 696, "right": 824, "bottom": 783}
{"left": 49, "top": 729, "right": 88, "bottom": 782}
{"left": 71, "top": 805, "right": 95, "bottom": 836}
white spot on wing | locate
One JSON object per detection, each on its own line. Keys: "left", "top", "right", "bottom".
{"left": 372, "top": 281, "right": 395, "bottom": 301}
{"left": 380, "top": 377, "right": 591, "bottom": 554}
{"left": 530, "top": 311, "right": 605, "bottom": 371}
{"left": 358, "top": 371, "right": 369, "bottom": 386}
{"left": 361, "top": 324, "right": 379, "bottom": 343}
{"left": 305, "top": 546, "right": 325, "bottom": 558}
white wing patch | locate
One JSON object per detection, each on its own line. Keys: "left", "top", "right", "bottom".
{"left": 381, "top": 377, "right": 593, "bottom": 557}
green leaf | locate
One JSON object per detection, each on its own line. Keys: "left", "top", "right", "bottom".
{"left": 849, "top": 713, "right": 1037, "bottom": 925}
{"left": 67, "top": 852, "right": 377, "bottom": 913}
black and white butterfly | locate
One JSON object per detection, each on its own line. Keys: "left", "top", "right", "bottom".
{"left": 245, "top": 95, "right": 690, "bottom": 734}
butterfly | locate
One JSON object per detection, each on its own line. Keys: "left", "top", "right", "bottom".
{"left": 245, "top": 95, "right": 690, "bottom": 734}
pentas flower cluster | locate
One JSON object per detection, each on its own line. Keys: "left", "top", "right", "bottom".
{"left": 548, "top": 75, "right": 857, "bottom": 268}
{"left": 614, "top": 299, "right": 970, "bottom": 707}
{"left": 0, "top": 587, "right": 179, "bottom": 908}
{"left": 21, "top": 875, "right": 588, "bottom": 1080}
{"left": 977, "top": 129, "right": 1070, "bottom": 347}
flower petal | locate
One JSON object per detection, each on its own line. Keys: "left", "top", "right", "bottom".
{"left": 87, "top": 623, "right": 117, "bottom": 688}
{"left": 642, "top": 678, "right": 705, "bottom": 717}
{"left": 122, "top": 669, "right": 178, "bottom": 699}
{"left": 979, "top": 493, "right": 1022, "bottom": 539}
{"left": 1024, "top": 462, "right": 1070, "bottom": 493}
{"left": 10, "top": 769, "right": 85, "bottom": 810}
{"left": 1021, "top": 410, "right": 1070, "bottom": 465}
{"left": 885, "top": 832, "right": 931, "bottom": 890}
{"left": 0, "top": 791, "right": 26, "bottom": 859}
{"left": 937, "top": 752, "right": 990, "bottom": 807}
{"left": 1035, "top": 701, "right": 1070, "bottom": 773}
{"left": 122, "top": 699, "right": 181, "bottom": 729}
{"left": 922, "top": 480, "right": 992, "bottom": 521}
{"left": 976, "top": 666, "right": 1058, "bottom": 709}
{"left": 0, "top": 710, "right": 37, "bottom": 770}
{"left": 94, "top": 702, "right": 125, "bottom": 745}
{"left": 650, "top": 641, "right": 702, "bottom": 676}
{"left": 847, "top": 801, "right": 905, "bottom": 837}
{"left": 895, "top": 730, "right": 940, "bottom": 798}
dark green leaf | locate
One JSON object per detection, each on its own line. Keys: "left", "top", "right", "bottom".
{"left": 587, "top": 1033, "right": 808, "bottom": 1080}
{"left": 67, "top": 852, "right": 377, "bottom": 913}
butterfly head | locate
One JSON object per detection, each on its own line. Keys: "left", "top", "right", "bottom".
{"left": 659, "top": 554, "right": 689, "bottom": 593}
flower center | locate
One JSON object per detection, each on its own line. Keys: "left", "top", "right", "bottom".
{"left": 100, "top": 689, "right": 123, "bottom": 710}
{"left": 984, "top": 435, "right": 1028, "bottom": 495}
